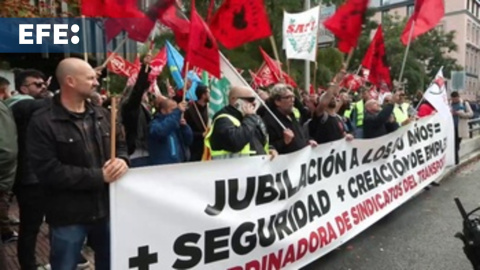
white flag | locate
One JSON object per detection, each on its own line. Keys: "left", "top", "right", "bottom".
{"left": 283, "top": 6, "right": 320, "bottom": 62}
{"left": 424, "top": 68, "right": 456, "bottom": 166}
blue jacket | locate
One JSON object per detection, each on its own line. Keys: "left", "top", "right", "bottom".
{"left": 149, "top": 109, "right": 193, "bottom": 165}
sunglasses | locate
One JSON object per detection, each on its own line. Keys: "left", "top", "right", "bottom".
{"left": 24, "top": 82, "right": 45, "bottom": 88}
{"left": 238, "top": 97, "right": 256, "bottom": 103}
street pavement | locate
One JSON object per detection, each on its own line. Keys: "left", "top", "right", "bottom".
{"left": 303, "top": 160, "right": 480, "bottom": 270}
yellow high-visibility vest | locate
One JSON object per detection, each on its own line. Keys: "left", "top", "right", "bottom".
{"left": 393, "top": 103, "right": 410, "bottom": 124}
{"left": 204, "top": 114, "right": 268, "bottom": 159}
{"left": 354, "top": 101, "right": 364, "bottom": 127}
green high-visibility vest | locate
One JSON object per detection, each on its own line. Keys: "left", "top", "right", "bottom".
{"left": 204, "top": 114, "right": 268, "bottom": 159}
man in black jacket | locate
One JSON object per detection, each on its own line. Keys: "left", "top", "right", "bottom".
{"left": 205, "top": 86, "right": 277, "bottom": 159}
{"left": 27, "top": 58, "right": 129, "bottom": 270}
{"left": 185, "top": 85, "right": 209, "bottom": 161}
{"left": 263, "top": 84, "right": 316, "bottom": 154}
{"left": 363, "top": 93, "right": 400, "bottom": 139}
{"left": 4, "top": 69, "right": 52, "bottom": 269}
{"left": 121, "top": 57, "right": 152, "bottom": 167}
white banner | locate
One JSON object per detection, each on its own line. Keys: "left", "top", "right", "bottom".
{"left": 283, "top": 6, "right": 320, "bottom": 62}
{"left": 424, "top": 68, "right": 455, "bottom": 166}
{"left": 112, "top": 114, "right": 450, "bottom": 270}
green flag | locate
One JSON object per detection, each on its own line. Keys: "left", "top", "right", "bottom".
{"left": 209, "top": 77, "right": 230, "bottom": 119}
{"left": 202, "top": 70, "right": 210, "bottom": 87}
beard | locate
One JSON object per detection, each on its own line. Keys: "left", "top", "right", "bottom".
{"left": 328, "top": 100, "right": 336, "bottom": 109}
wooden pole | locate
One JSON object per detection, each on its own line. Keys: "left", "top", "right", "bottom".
{"left": 145, "top": 35, "right": 154, "bottom": 72}
{"left": 344, "top": 48, "right": 354, "bottom": 71}
{"left": 286, "top": 59, "right": 291, "bottom": 77}
{"left": 182, "top": 62, "right": 190, "bottom": 102}
{"left": 101, "top": 37, "right": 128, "bottom": 68}
{"left": 110, "top": 96, "right": 117, "bottom": 160}
{"left": 269, "top": 36, "right": 285, "bottom": 83}
{"left": 398, "top": 20, "right": 416, "bottom": 86}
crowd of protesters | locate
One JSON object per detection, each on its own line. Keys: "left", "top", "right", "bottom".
{"left": 0, "top": 56, "right": 474, "bottom": 270}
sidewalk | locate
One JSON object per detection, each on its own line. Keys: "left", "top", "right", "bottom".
{"left": 3, "top": 201, "right": 94, "bottom": 269}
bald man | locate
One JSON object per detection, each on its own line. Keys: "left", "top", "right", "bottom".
{"left": 27, "top": 58, "right": 129, "bottom": 270}
{"left": 205, "top": 86, "right": 273, "bottom": 159}
{"left": 363, "top": 94, "right": 398, "bottom": 139}
{"left": 148, "top": 98, "right": 193, "bottom": 165}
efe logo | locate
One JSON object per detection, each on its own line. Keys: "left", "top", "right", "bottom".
{"left": 19, "top": 24, "right": 80, "bottom": 45}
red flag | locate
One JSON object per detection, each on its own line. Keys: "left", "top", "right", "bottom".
{"left": 82, "top": 0, "right": 144, "bottom": 18}
{"left": 255, "top": 64, "right": 276, "bottom": 87}
{"left": 105, "top": 0, "right": 176, "bottom": 43}
{"left": 158, "top": 3, "right": 191, "bottom": 50}
{"left": 210, "top": 0, "right": 272, "bottom": 49}
{"left": 361, "top": 26, "right": 392, "bottom": 87}
{"left": 186, "top": 6, "right": 221, "bottom": 78}
{"left": 148, "top": 47, "right": 168, "bottom": 83}
{"left": 340, "top": 74, "right": 364, "bottom": 92}
{"left": 259, "top": 48, "right": 298, "bottom": 88}
{"left": 401, "top": 0, "right": 444, "bottom": 45}
{"left": 249, "top": 70, "right": 262, "bottom": 89}
{"left": 323, "top": 0, "right": 368, "bottom": 53}
{"left": 106, "top": 52, "right": 139, "bottom": 78}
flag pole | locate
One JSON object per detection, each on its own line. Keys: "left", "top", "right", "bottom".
{"left": 313, "top": 61, "right": 318, "bottom": 94}
{"left": 269, "top": 36, "right": 285, "bottom": 83}
{"left": 101, "top": 37, "right": 128, "bottom": 68}
{"left": 414, "top": 66, "right": 443, "bottom": 111}
{"left": 110, "top": 95, "right": 117, "bottom": 160}
{"left": 220, "top": 53, "right": 287, "bottom": 130}
{"left": 286, "top": 59, "right": 291, "bottom": 77}
{"left": 182, "top": 62, "right": 190, "bottom": 103}
{"left": 344, "top": 48, "right": 354, "bottom": 70}
{"left": 145, "top": 35, "right": 154, "bottom": 72}
{"left": 398, "top": 20, "right": 416, "bottom": 87}
{"left": 82, "top": 15, "right": 88, "bottom": 62}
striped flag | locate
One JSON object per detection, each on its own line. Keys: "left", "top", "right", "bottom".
{"left": 208, "top": 77, "right": 230, "bottom": 119}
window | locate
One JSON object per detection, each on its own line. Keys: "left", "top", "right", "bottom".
{"left": 468, "top": 22, "right": 472, "bottom": 41}
{"left": 467, "top": 51, "right": 470, "bottom": 72}
{"left": 475, "top": 53, "right": 478, "bottom": 74}
{"left": 473, "top": 25, "right": 476, "bottom": 43}
{"left": 468, "top": 0, "right": 471, "bottom": 11}
{"left": 406, "top": 5, "right": 414, "bottom": 17}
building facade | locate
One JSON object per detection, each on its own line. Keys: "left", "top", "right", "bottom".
{"left": 371, "top": 0, "right": 480, "bottom": 100}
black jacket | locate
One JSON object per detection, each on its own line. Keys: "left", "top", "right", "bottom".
{"left": 27, "top": 95, "right": 129, "bottom": 226}
{"left": 121, "top": 65, "right": 151, "bottom": 155}
{"left": 8, "top": 98, "right": 50, "bottom": 187}
{"left": 363, "top": 104, "right": 395, "bottom": 139}
{"left": 210, "top": 105, "right": 268, "bottom": 156}
{"left": 263, "top": 103, "right": 308, "bottom": 154}
{"left": 184, "top": 102, "right": 208, "bottom": 161}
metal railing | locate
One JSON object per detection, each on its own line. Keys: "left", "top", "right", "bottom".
{"left": 468, "top": 117, "right": 480, "bottom": 138}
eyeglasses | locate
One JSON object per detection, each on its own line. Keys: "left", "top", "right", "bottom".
{"left": 238, "top": 97, "right": 256, "bottom": 103}
{"left": 24, "top": 82, "right": 45, "bottom": 88}
{"left": 399, "top": 94, "right": 406, "bottom": 97}
{"left": 280, "top": 95, "right": 295, "bottom": 100}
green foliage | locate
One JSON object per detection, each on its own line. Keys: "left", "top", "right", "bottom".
{"left": 105, "top": 74, "right": 127, "bottom": 96}
{"left": 350, "top": 13, "right": 461, "bottom": 94}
